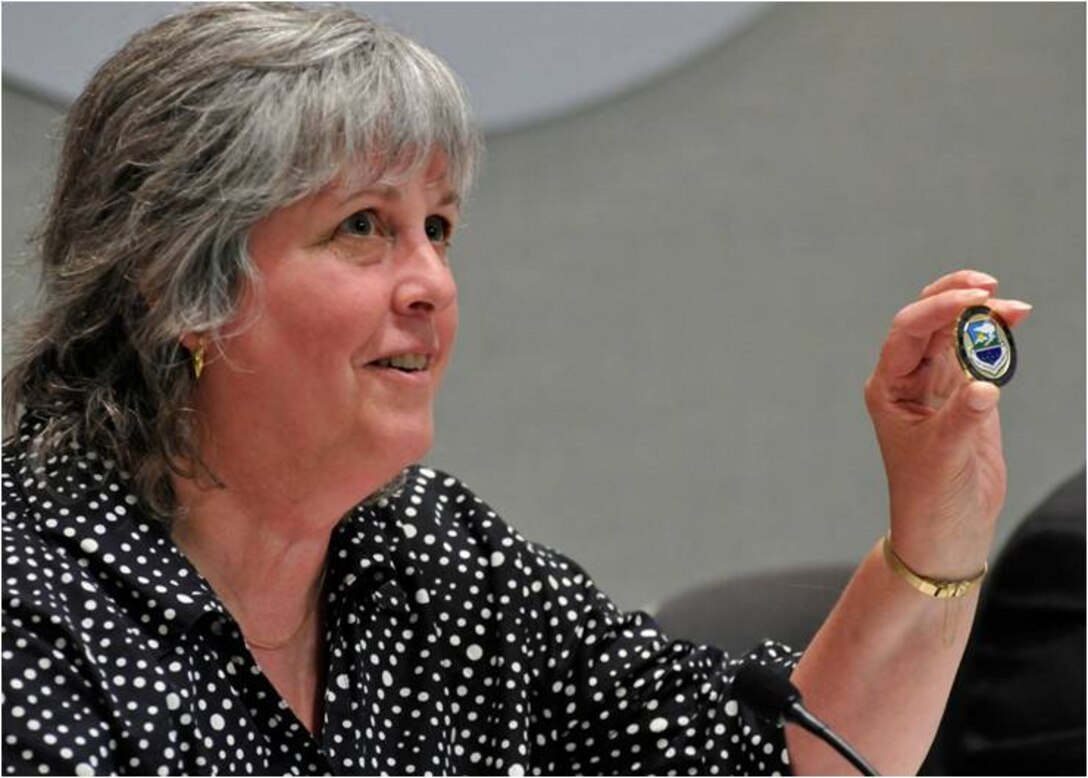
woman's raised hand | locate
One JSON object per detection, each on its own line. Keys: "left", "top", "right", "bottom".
{"left": 864, "top": 269, "right": 1032, "bottom": 577}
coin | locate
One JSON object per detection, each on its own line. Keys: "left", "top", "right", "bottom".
{"left": 955, "top": 305, "right": 1016, "bottom": 386}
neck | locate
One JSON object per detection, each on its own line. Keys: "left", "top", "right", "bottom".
{"left": 170, "top": 478, "right": 334, "bottom": 648}
{"left": 169, "top": 409, "right": 398, "bottom": 633}
{"left": 170, "top": 456, "right": 357, "bottom": 738}
{"left": 167, "top": 403, "right": 405, "bottom": 738}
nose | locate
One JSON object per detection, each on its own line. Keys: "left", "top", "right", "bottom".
{"left": 392, "top": 237, "right": 457, "bottom": 316}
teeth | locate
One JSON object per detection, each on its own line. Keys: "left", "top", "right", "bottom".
{"left": 375, "top": 354, "right": 428, "bottom": 371}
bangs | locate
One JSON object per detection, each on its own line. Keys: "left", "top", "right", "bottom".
{"left": 269, "top": 29, "right": 482, "bottom": 206}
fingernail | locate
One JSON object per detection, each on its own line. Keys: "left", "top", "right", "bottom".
{"left": 1006, "top": 300, "right": 1033, "bottom": 312}
{"left": 964, "top": 288, "right": 989, "bottom": 298}
{"left": 968, "top": 272, "right": 998, "bottom": 286}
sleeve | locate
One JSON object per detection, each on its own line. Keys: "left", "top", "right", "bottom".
{"left": 2, "top": 568, "right": 120, "bottom": 775}
{"left": 525, "top": 547, "right": 801, "bottom": 776}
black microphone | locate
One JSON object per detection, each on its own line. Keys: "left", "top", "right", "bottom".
{"left": 733, "top": 663, "right": 880, "bottom": 776}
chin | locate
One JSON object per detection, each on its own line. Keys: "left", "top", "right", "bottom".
{"left": 378, "top": 421, "right": 434, "bottom": 473}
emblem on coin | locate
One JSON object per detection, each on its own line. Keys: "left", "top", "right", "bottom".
{"left": 955, "top": 305, "right": 1016, "bottom": 386}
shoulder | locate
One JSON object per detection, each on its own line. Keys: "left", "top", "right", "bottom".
{"left": 3, "top": 420, "right": 182, "bottom": 658}
{"left": 376, "top": 465, "right": 591, "bottom": 578}
{"left": 382, "top": 466, "right": 516, "bottom": 544}
{"left": 2, "top": 468, "right": 127, "bottom": 659}
{"left": 2, "top": 429, "right": 88, "bottom": 619}
{"left": 342, "top": 466, "right": 614, "bottom": 627}
{"left": 3, "top": 417, "right": 133, "bottom": 584}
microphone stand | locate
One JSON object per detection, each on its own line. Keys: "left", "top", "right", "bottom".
{"left": 733, "top": 663, "right": 879, "bottom": 776}
{"left": 784, "top": 700, "right": 879, "bottom": 777}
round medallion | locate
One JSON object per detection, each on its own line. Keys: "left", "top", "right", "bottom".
{"left": 955, "top": 305, "right": 1016, "bottom": 386}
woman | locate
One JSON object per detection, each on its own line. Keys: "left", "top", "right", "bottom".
{"left": 1, "top": 3, "right": 1032, "bottom": 775}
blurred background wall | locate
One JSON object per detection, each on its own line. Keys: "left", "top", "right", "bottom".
{"left": 3, "top": 2, "right": 1084, "bottom": 610}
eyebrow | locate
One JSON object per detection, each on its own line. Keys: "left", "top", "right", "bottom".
{"left": 336, "top": 184, "right": 460, "bottom": 209}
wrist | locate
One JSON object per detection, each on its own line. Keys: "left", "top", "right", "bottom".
{"left": 882, "top": 533, "right": 987, "bottom": 599}
{"left": 887, "top": 516, "right": 994, "bottom": 581}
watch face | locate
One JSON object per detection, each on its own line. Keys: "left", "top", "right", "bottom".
{"left": 955, "top": 305, "right": 1016, "bottom": 386}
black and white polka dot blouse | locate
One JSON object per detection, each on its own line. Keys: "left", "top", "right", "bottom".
{"left": 2, "top": 418, "right": 800, "bottom": 776}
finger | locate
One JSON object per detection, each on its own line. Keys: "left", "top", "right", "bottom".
{"left": 921, "top": 297, "right": 1032, "bottom": 366}
{"left": 921, "top": 269, "right": 999, "bottom": 299}
{"left": 880, "top": 287, "right": 990, "bottom": 378}
{"left": 986, "top": 298, "right": 1033, "bottom": 329}
{"left": 936, "top": 380, "right": 1000, "bottom": 451}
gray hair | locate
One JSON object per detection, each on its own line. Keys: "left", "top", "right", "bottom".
{"left": 3, "top": 2, "right": 482, "bottom": 521}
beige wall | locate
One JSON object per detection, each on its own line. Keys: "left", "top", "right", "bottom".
{"left": 3, "top": 3, "right": 1084, "bottom": 610}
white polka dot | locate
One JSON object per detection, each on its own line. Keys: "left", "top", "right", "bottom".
{"left": 2, "top": 434, "right": 800, "bottom": 776}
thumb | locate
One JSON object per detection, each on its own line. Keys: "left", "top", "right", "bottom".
{"left": 939, "top": 380, "right": 1000, "bottom": 441}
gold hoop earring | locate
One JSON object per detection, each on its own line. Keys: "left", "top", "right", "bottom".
{"left": 192, "top": 343, "right": 206, "bottom": 380}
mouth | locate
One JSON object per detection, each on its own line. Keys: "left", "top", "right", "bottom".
{"left": 365, "top": 353, "right": 431, "bottom": 374}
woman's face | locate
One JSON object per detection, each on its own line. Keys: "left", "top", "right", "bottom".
{"left": 196, "top": 153, "right": 460, "bottom": 485}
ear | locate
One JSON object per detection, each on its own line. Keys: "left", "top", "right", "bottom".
{"left": 180, "top": 333, "right": 203, "bottom": 352}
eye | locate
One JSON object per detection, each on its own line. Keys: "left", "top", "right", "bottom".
{"left": 424, "top": 215, "right": 452, "bottom": 245}
{"left": 338, "top": 210, "right": 382, "bottom": 238}
{"left": 330, "top": 209, "right": 392, "bottom": 265}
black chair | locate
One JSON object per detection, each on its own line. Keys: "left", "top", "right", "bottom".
{"left": 649, "top": 564, "right": 855, "bottom": 656}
